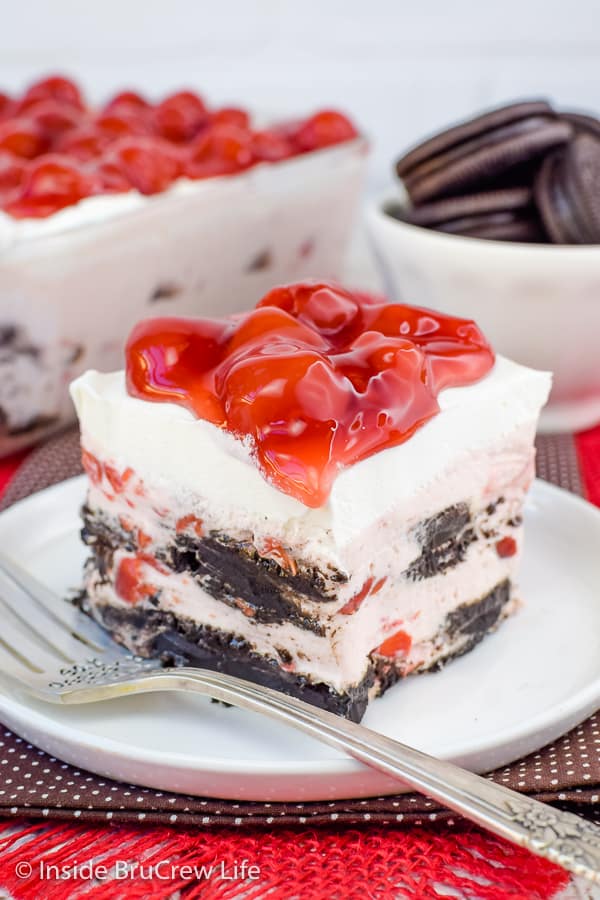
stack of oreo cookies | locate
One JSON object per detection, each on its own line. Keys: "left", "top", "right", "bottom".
{"left": 392, "top": 100, "right": 600, "bottom": 243}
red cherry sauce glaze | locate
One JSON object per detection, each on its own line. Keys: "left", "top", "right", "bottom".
{"left": 0, "top": 74, "right": 359, "bottom": 217}
{"left": 126, "top": 282, "right": 495, "bottom": 508}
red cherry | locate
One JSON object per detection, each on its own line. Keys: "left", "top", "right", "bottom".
{"left": 185, "top": 124, "right": 254, "bottom": 178}
{"left": 294, "top": 110, "right": 358, "bottom": 151}
{"left": 94, "top": 111, "right": 149, "bottom": 139}
{"left": 5, "top": 153, "right": 98, "bottom": 218}
{"left": 104, "top": 137, "right": 181, "bottom": 194}
{"left": 376, "top": 629, "right": 412, "bottom": 658}
{"left": 115, "top": 555, "right": 163, "bottom": 605}
{"left": 103, "top": 91, "right": 150, "bottom": 117}
{"left": 210, "top": 107, "right": 250, "bottom": 129}
{"left": 154, "top": 91, "right": 208, "bottom": 143}
{"left": 0, "top": 119, "right": 48, "bottom": 159}
{"left": 26, "top": 99, "right": 83, "bottom": 142}
{"left": 0, "top": 152, "right": 25, "bottom": 193}
{"left": 22, "top": 154, "right": 97, "bottom": 198}
{"left": 19, "top": 75, "right": 85, "bottom": 112}
{"left": 55, "top": 126, "right": 110, "bottom": 161}
{"left": 252, "top": 129, "right": 294, "bottom": 162}
{"left": 92, "top": 159, "right": 133, "bottom": 193}
{"left": 496, "top": 536, "right": 518, "bottom": 558}
{"left": 0, "top": 93, "right": 14, "bottom": 121}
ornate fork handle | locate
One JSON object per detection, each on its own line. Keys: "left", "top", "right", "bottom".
{"left": 47, "top": 664, "right": 600, "bottom": 884}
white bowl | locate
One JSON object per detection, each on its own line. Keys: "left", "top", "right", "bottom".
{"left": 0, "top": 139, "right": 368, "bottom": 457}
{"left": 366, "top": 196, "right": 600, "bottom": 433}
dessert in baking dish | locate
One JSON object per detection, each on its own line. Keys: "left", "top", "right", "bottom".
{"left": 0, "top": 76, "right": 359, "bottom": 217}
{"left": 71, "top": 282, "right": 551, "bottom": 721}
{"left": 0, "top": 76, "right": 366, "bottom": 455}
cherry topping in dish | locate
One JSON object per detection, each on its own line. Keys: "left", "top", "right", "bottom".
{"left": 0, "top": 74, "right": 359, "bottom": 218}
{"left": 126, "top": 282, "right": 495, "bottom": 507}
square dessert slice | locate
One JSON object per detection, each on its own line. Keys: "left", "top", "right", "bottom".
{"left": 70, "top": 282, "right": 551, "bottom": 721}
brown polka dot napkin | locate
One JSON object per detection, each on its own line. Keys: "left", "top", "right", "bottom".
{"left": 0, "top": 428, "right": 597, "bottom": 827}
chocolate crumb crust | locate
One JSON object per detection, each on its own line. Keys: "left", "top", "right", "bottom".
{"left": 76, "top": 578, "right": 512, "bottom": 722}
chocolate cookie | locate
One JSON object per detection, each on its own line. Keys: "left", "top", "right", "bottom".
{"left": 435, "top": 212, "right": 544, "bottom": 243}
{"left": 388, "top": 187, "right": 544, "bottom": 242}
{"left": 396, "top": 101, "right": 573, "bottom": 205}
{"left": 534, "top": 133, "right": 600, "bottom": 244}
{"left": 561, "top": 111, "right": 600, "bottom": 139}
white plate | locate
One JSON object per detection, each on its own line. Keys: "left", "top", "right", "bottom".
{"left": 0, "top": 476, "right": 598, "bottom": 802}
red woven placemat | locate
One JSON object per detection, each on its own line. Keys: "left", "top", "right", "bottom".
{"left": 0, "top": 427, "right": 597, "bottom": 830}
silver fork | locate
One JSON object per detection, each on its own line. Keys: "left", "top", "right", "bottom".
{"left": 0, "top": 551, "right": 598, "bottom": 884}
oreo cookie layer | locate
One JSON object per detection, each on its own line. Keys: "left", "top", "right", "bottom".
{"left": 82, "top": 498, "right": 486, "bottom": 634}
{"left": 81, "top": 506, "right": 329, "bottom": 633}
{"left": 405, "top": 502, "right": 476, "bottom": 581}
{"left": 396, "top": 101, "right": 571, "bottom": 204}
{"left": 77, "top": 578, "right": 512, "bottom": 722}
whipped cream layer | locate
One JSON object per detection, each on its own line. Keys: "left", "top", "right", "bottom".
{"left": 0, "top": 140, "right": 365, "bottom": 250}
{"left": 71, "top": 356, "right": 551, "bottom": 573}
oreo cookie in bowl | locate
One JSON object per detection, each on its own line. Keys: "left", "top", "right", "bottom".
{"left": 0, "top": 75, "right": 367, "bottom": 457}
{"left": 367, "top": 99, "right": 600, "bottom": 432}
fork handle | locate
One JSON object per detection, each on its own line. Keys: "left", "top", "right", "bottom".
{"left": 103, "top": 666, "right": 599, "bottom": 884}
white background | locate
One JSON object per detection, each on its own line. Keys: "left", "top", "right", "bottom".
{"left": 2, "top": 0, "right": 600, "bottom": 195}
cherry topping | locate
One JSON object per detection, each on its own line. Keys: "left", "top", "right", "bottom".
{"left": 252, "top": 129, "right": 294, "bottom": 162}
{"left": 55, "top": 126, "right": 110, "bottom": 161}
{"left": 294, "top": 110, "right": 358, "bottom": 151}
{"left": 0, "top": 93, "right": 14, "bottom": 120}
{"left": 92, "top": 159, "right": 132, "bottom": 193}
{"left": 0, "top": 119, "right": 48, "bottom": 159}
{"left": 211, "top": 107, "right": 250, "bottom": 129}
{"left": 103, "top": 91, "right": 151, "bottom": 117}
{"left": 184, "top": 124, "right": 254, "bottom": 178}
{"left": 94, "top": 111, "right": 149, "bottom": 139}
{"left": 26, "top": 99, "right": 83, "bottom": 141}
{"left": 0, "top": 152, "right": 25, "bottom": 195}
{"left": 154, "top": 91, "right": 208, "bottom": 143}
{"left": 19, "top": 76, "right": 84, "bottom": 112}
{"left": 126, "top": 282, "right": 494, "bottom": 507}
{"left": 4, "top": 154, "right": 98, "bottom": 218}
{"left": 103, "top": 137, "right": 181, "bottom": 194}
{"left": 0, "top": 74, "right": 359, "bottom": 218}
